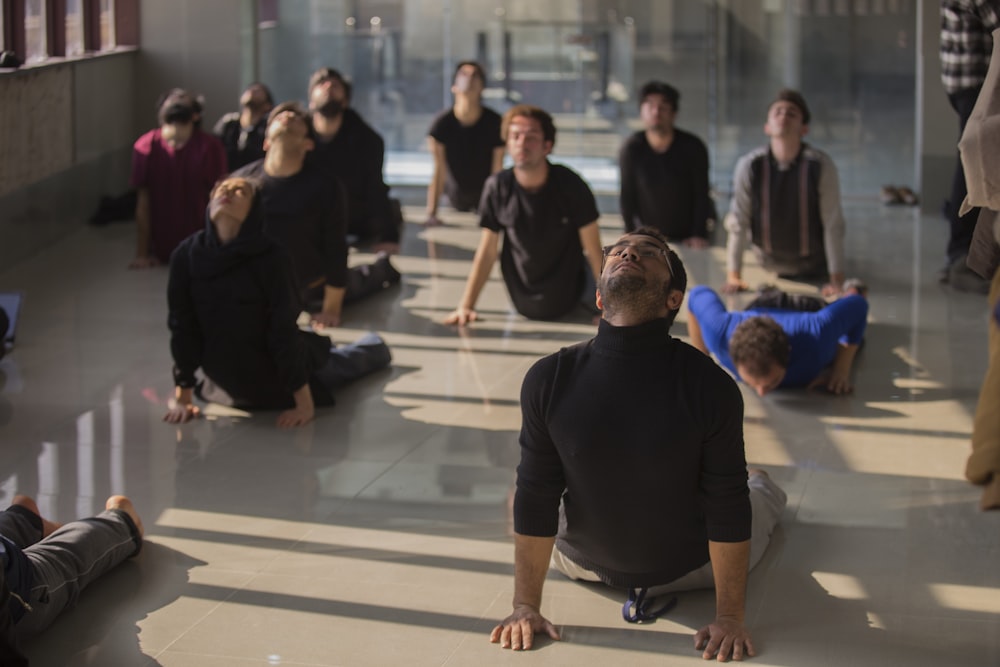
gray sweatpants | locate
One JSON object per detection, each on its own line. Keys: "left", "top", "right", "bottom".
{"left": 551, "top": 471, "right": 788, "bottom": 594}
{"left": 0, "top": 504, "right": 141, "bottom": 637}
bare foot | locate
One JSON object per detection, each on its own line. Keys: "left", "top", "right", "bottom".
{"left": 106, "top": 495, "right": 144, "bottom": 538}
{"left": 12, "top": 494, "right": 63, "bottom": 537}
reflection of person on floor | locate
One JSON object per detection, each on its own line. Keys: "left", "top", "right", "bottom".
{"left": 687, "top": 284, "right": 868, "bottom": 396}
{"left": 165, "top": 177, "right": 391, "bottom": 428}
{"left": 491, "top": 227, "right": 787, "bottom": 661}
{"left": 1, "top": 495, "right": 144, "bottom": 666}
{"left": 444, "top": 104, "right": 604, "bottom": 324}
{"left": 723, "top": 89, "right": 847, "bottom": 296}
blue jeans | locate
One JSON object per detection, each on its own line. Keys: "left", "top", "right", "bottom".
{"left": 0, "top": 504, "right": 141, "bottom": 637}
{"left": 313, "top": 332, "right": 392, "bottom": 393}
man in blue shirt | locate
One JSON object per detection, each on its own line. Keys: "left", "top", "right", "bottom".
{"left": 687, "top": 285, "right": 868, "bottom": 395}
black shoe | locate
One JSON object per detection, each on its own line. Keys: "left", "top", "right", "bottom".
{"left": 375, "top": 255, "right": 402, "bottom": 287}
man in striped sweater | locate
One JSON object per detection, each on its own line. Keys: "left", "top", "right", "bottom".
{"left": 723, "top": 90, "right": 846, "bottom": 297}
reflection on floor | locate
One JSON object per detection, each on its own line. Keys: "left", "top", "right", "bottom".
{"left": 2, "top": 201, "right": 999, "bottom": 666}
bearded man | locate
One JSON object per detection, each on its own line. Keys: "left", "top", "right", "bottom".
{"left": 306, "top": 67, "right": 400, "bottom": 255}
{"left": 490, "top": 227, "right": 787, "bottom": 662}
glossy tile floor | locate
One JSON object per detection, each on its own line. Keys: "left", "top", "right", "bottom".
{"left": 3, "top": 199, "right": 1000, "bottom": 666}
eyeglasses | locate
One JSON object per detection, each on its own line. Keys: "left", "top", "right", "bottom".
{"left": 602, "top": 242, "right": 674, "bottom": 278}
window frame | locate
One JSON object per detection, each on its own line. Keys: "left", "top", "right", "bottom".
{"left": 0, "top": 0, "right": 134, "bottom": 67}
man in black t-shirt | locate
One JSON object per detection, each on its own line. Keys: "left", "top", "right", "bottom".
{"left": 306, "top": 67, "right": 400, "bottom": 255}
{"left": 234, "top": 103, "right": 400, "bottom": 329}
{"left": 425, "top": 61, "right": 505, "bottom": 223}
{"left": 619, "top": 81, "right": 713, "bottom": 247}
{"left": 213, "top": 82, "right": 274, "bottom": 171}
{"left": 444, "top": 105, "right": 604, "bottom": 324}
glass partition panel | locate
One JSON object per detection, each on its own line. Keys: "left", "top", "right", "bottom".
{"left": 256, "top": 0, "right": 916, "bottom": 199}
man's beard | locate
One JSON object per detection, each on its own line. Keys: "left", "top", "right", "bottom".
{"left": 599, "top": 269, "right": 670, "bottom": 321}
{"left": 312, "top": 98, "right": 345, "bottom": 119}
{"left": 242, "top": 98, "right": 268, "bottom": 115}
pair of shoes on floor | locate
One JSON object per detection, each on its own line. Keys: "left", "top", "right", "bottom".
{"left": 947, "top": 255, "right": 991, "bottom": 294}
{"left": 880, "top": 185, "right": 919, "bottom": 206}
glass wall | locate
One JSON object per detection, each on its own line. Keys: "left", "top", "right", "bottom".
{"left": 257, "top": 0, "right": 917, "bottom": 200}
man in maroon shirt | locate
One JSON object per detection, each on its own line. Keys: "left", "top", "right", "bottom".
{"left": 128, "top": 89, "right": 227, "bottom": 268}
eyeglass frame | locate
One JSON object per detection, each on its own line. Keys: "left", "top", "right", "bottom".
{"left": 601, "top": 241, "right": 675, "bottom": 280}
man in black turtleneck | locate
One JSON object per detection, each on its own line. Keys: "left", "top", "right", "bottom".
{"left": 490, "top": 227, "right": 787, "bottom": 661}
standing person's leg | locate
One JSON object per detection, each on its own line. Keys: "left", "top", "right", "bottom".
{"left": 946, "top": 87, "right": 983, "bottom": 267}
{"left": 15, "top": 496, "right": 143, "bottom": 637}
{"left": 312, "top": 333, "right": 392, "bottom": 392}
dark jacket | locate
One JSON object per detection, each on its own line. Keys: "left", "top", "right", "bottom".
{"left": 309, "top": 109, "right": 397, "bottom": 243}
{"left": 167, "top": 196, "right": 334, "bottom": 409}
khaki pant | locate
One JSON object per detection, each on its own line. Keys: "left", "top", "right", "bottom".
{"left": 551, "top": 471, "right": 787, "bottom": 594}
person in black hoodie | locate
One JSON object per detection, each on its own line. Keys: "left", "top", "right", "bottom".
{"left": 164, "top": 177, "right": 391, "bottom": 428}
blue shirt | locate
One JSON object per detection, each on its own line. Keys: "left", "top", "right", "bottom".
{"left": 687, "top": 285, "right": 868, "bottom": 388}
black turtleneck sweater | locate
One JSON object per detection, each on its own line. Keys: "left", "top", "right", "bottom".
{"left": 514, "top": 317, "right": 751, "bottom": 588}
{"left": 167, "top": 201, "right": 334, "bottom": 409}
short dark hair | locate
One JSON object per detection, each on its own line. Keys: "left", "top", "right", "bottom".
{"left": 454, "top": 60, "right": 486, "bottom": 86}
{"left": 639, "top": 81, "right": 680, "bottom": 111}
{"left": 308, "top": 67, "right": 353, "bottom": 102}
{"left": 155, "top": 88, "right": 204, "bottom": 127}
{"left": 770, "top": 88, "right": 811, "bottom": 125}
{"left": 729, "top": 316, "right": 791, "bottom": 377}
{"left": 245, "top": 82, "right": 274, "bottom": 106}
{"left": 265, "top": 101, "right": 313, "bottom": 139}
{"left": 502, "top": 104, "right": 556, "bottom": 145}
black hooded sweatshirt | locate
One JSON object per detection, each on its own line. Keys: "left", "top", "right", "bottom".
{"left": 167, "top": 196, "right": 335, "bottom": 409}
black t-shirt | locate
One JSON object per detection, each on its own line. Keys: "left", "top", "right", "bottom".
{"left": 234, "top": 160, "right": 349, "bottom": 290}
{"left": 213, "top": 112, "right": 268, "bottom": 172}
{"left": 428, "top": 107, "right": 504, "bottom": 211}
{"left": 307, "top": 109, "right": 396, "bottom": 243}
{"left": 480, "top": 163, "right": 599, "bottom": 320}
{"left": 618, "top": 128, "right": 712, "bottom": 240}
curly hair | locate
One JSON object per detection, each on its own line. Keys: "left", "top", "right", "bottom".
{"left": 501, "top": 105, "right": 556, "bottom": 145}
{"left": 728, "top": 316, "right": 790, "bottom": 377}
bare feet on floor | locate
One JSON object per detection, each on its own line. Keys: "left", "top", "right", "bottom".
{"left": 12, "top": 494, "right": 63, "bottom": 537}
{"left": 106, "top": 495, "right": 144, "bottom": 538}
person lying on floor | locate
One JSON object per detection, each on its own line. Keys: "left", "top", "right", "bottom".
{"left": 686, "top": 282, "right": 868, "bottom": 396}
{"left": 164, "top": 176, "right": 391, "bottom": 428}
{"left": 1, "top": 494, "right": 143, "bottom": 666}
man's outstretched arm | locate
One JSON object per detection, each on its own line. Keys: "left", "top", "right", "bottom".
{"left": 810, "top": 342, "right": 860, "bottom": 395}
{"left": 695, "top": 539, "right": 754, "bottom": 662}
{"left": 489, "top": 533, "right": 561, "bottom": 650}
{"left": 445, "top": 228, "right": 500, "bottom": 325}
